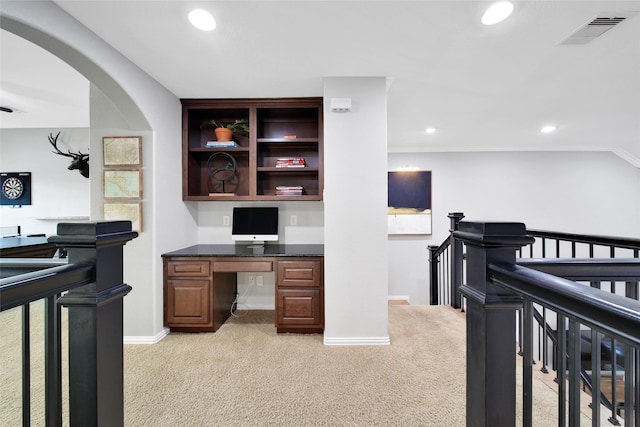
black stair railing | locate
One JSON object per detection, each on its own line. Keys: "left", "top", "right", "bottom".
{"left": 0, "top": 221, "right": 137, "bottom": 427}
{"left": 428, "top": 212, "right": 464, "bottom": 307}
{"left": 454, "top": 220, "right": 640, "bottom": 427}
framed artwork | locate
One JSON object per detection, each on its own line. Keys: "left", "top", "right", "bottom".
{"left": 103, "top": 170, "right": 142, "bottom": 199}
{"left": 388, "top": 170, "right": 432, "bottom": 235}
{"left": 103, "top": 202, "right": 142, "bottom": 232}
{"left": 103, "top": 136, "right": 142, "bottom": 167}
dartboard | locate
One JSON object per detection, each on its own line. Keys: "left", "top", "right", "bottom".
{"left": 2, "top": 176, "right": 24, "bottom": 200}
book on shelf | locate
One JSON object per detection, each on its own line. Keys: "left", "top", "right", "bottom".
{"left": 275, "top": 158, "right": 306, "bottom": 168}
{"left": 205, "top": 141, "right": 238, "bottom": 148}
{"left": 275, "top": 185, "right": 303, "bottom": 196}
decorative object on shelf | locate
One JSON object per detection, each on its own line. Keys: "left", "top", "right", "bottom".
{"left": 48, "top": 132, "right": 90, "bottom": 178}
{"left": 205, "top": 140, "right": 238, "bottom": 149}
{"left": 275, "top": 158, "right": 306, "bottom": 168}
{"left": 203, "top": 119, "right": 249, "bottom": 142}
{"left": 206, "top": 152, "right": 238, "bottom": 195}
{"left": 103, "top": 170, "right": 142, "bottom": 199}
{"left": 1, "top": 172, "right": 31, "bottom": 206}
{"left": 276, "top": 186, "right": 303, "bottom": 196}
{"left": 387, "top": 170, "right": 432, "bottom": 235}
{"left": 103, "top": 202, "right": 142, "bottom": 232}
{"left": 103, "top": 136, "right": 142, "bottom": 167}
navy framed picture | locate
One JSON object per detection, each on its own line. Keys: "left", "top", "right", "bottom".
{"left": 388, "top": 170, "right": 432, "bottom": 235}
{"left": 1, "top": 172, "right": 32, "bottom": 206}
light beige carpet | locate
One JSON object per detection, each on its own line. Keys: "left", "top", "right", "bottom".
{"left": 2, "top": 302, "right": 599, "bottom": 426}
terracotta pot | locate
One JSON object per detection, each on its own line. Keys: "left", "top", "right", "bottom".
{"left": 215, "top": 127, "right": 233, "bottom": 142}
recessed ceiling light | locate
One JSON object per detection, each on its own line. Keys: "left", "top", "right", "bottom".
{"left": 425, "top": 127, "right": 436, "bottom": 134}
{"left": 188, "top": 9, "right": 216, "bottom": 31}
{"left": 481, "top": 2, "right": 514, "bottom": 25}
{"left": 540, "top": 125, "right": 557, "bottom": 134}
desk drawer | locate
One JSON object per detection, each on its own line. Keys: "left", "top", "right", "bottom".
{"left": 167, "top": 260, "right": 210, "bottom": 277}
{"left": 276, "top": 260, "right": 322, "bottom": 288}
{"left": 213, "top": 260, "right": 273, "bottom": 272}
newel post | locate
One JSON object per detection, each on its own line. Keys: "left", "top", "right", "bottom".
{"left": 50, "top": 221, "right": 138, "bottom": 427}
{"left": 448, "top": 212, "right": 465, "bottom": 309}
{"left": 453, "top": 221, "right": 533, "bottom": 427}
{"left": 428, "top": 245, "right": 440, "bottom": 305}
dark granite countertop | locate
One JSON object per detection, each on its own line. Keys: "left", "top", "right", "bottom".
{"left": 161, "top": 244, "right": 324, "bottom": 258}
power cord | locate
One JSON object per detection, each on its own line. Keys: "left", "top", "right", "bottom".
{"left": 230, "top": 282, "right": 255, "bottom": 317}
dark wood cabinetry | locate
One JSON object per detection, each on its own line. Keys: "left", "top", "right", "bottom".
{"left": 276, "top": 259, "right": 324, "bottom": 333}
{"left": 181, "top": 98, "right": 323, "bottom": 201}
{"left": 162, "top": 251, "right": 324, "bottom": 334}
{"left": 163, "top": 258, "right": 236, "bottom": 332}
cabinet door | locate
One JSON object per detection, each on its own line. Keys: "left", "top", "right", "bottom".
{"left": 276, "top": 259, "right": 322, "bottom": 288}
{"left": 165, "top": 279, "right": 211, "bottom": 325}
{"left": 276, "top": 289, "right": 322, "bottom": 327}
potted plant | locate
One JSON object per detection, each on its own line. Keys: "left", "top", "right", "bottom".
{"left": 203, "top": 119, "right": 249, "bottom": 142}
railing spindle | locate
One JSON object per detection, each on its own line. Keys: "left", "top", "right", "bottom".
{"left": 44, "top": 294, "right": 62, "bottom": 427}
{"left": 557, "top": 314, "right": 567, "bottom": 427}
{"left": 624, "top": 345, "right": 634, "bottom": 426}
{"left": 541, "top": 307, "right": 549, "bottom": 373}
{"left": 568, "top": 319, "right": 581, "bottom": 427}
{"left": 22, "top": 304, "right": 31, "bottom": 427}
{"left": 591, "top": 329, "right": 601, "bottom": 427}
{"left": 523, "top": 299, "right": 534, "bottom": 427}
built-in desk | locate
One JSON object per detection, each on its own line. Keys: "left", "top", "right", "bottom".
{"left": 161, "top": 244, "right": 324, "bottom": 334}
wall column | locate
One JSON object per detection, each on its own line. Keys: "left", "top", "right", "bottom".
{"left": 323, "top": 77, "right": 389, "bottom": 345}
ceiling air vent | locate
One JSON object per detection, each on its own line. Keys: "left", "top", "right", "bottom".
{"left": 559, "top": 12, "right": 635, "bottom": 45}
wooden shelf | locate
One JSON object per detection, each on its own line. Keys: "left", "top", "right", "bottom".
{"left": 181, "top": 98, "right": 323, "bottom": 201}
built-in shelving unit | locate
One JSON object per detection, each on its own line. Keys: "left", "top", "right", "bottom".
{"left": 181, "top": 98, "right": 323, "bottom": 201}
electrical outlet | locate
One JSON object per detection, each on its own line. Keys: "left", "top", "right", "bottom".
{"left": 256, "top": 275, "right": 263, "bottom": 286}
{"left": 248, "top": 275, "right": 255, "bottom": 285}
{"left": 290, "top": 215, "right": 297, "bottom": 226}
{"left": 223, "top": 215, "right": 230, "bottom": 226}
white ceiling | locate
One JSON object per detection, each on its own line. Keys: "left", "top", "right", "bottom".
{"left": 1, "top": 1, "right": 639, "bottom": 163}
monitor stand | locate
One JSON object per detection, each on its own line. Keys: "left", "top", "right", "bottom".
{"left": 246, "top": 242, "right": 265, "bottom": 254}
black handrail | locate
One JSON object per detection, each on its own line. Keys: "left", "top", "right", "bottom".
{"left": 0, "top": 261, "right": 94, "bottom": 311}
{"left": 490, "top": 263, "right": 640, "bottom": 347}
{"left": 527, "top": 229, "right": 640, "bottom": 251}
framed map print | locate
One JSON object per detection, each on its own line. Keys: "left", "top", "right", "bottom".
{"left": 103, "top": 202, "right": 142, "bottom": 232}
{"left": 104, "top": 170, "right": 142, "bottom": 199}
{"left": 103, "top": 136, "right": 142, "bottom": 167}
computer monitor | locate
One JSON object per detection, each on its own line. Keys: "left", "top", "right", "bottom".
{"left": 231, "top": 207, "right": 279, "bottom": 244}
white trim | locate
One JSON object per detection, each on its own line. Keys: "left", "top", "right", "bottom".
{"left": 323, "top": 336, "right": 391, "bottom": 346}
{"left": 388, "top": 295, "right": 410, "bottom": 303}
{"left": 240, "top": 304, "right": 275, "bottom": 310}
{"left": 388, "top": 145, "right": 640, "bottom": 168}
{"left": 123, "top": 328, "right": 169, "bottom": 344}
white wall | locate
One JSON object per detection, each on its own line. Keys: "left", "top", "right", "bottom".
{"left": 323, "top": 77, "right": 389, "bottom": 345}
{"left": 388, "top": 150, "right": 640, "bottom": 305}
{"left": 0, "top": 128, "right": 90, "bottom": 235}
{"left": 1, "top": 1, "right": 192, "bottom": 341}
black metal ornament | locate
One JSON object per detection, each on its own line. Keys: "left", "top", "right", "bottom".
{"left": 206, "top": 152, "right": 237, "bottom": 194}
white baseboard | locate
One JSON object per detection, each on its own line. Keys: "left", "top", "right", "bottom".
{"left": 123, "top": 328, "right": 169, "bottom": 344}
{"left": 239, "top": 304, "right": 275, "bottom": 310}
{"left": 388, "top": 295, "right": 410, "bottom": 303}
{"left": 323, "top": 336, "right": 391, "bottom": 346}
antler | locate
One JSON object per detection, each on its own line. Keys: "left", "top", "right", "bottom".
{"left": 48, "top": 132, "right": 88, "bottom": 159}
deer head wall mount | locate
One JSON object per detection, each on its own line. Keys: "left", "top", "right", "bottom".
{"left": 48, "top": 132, "right": 90, "bottom": 178}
